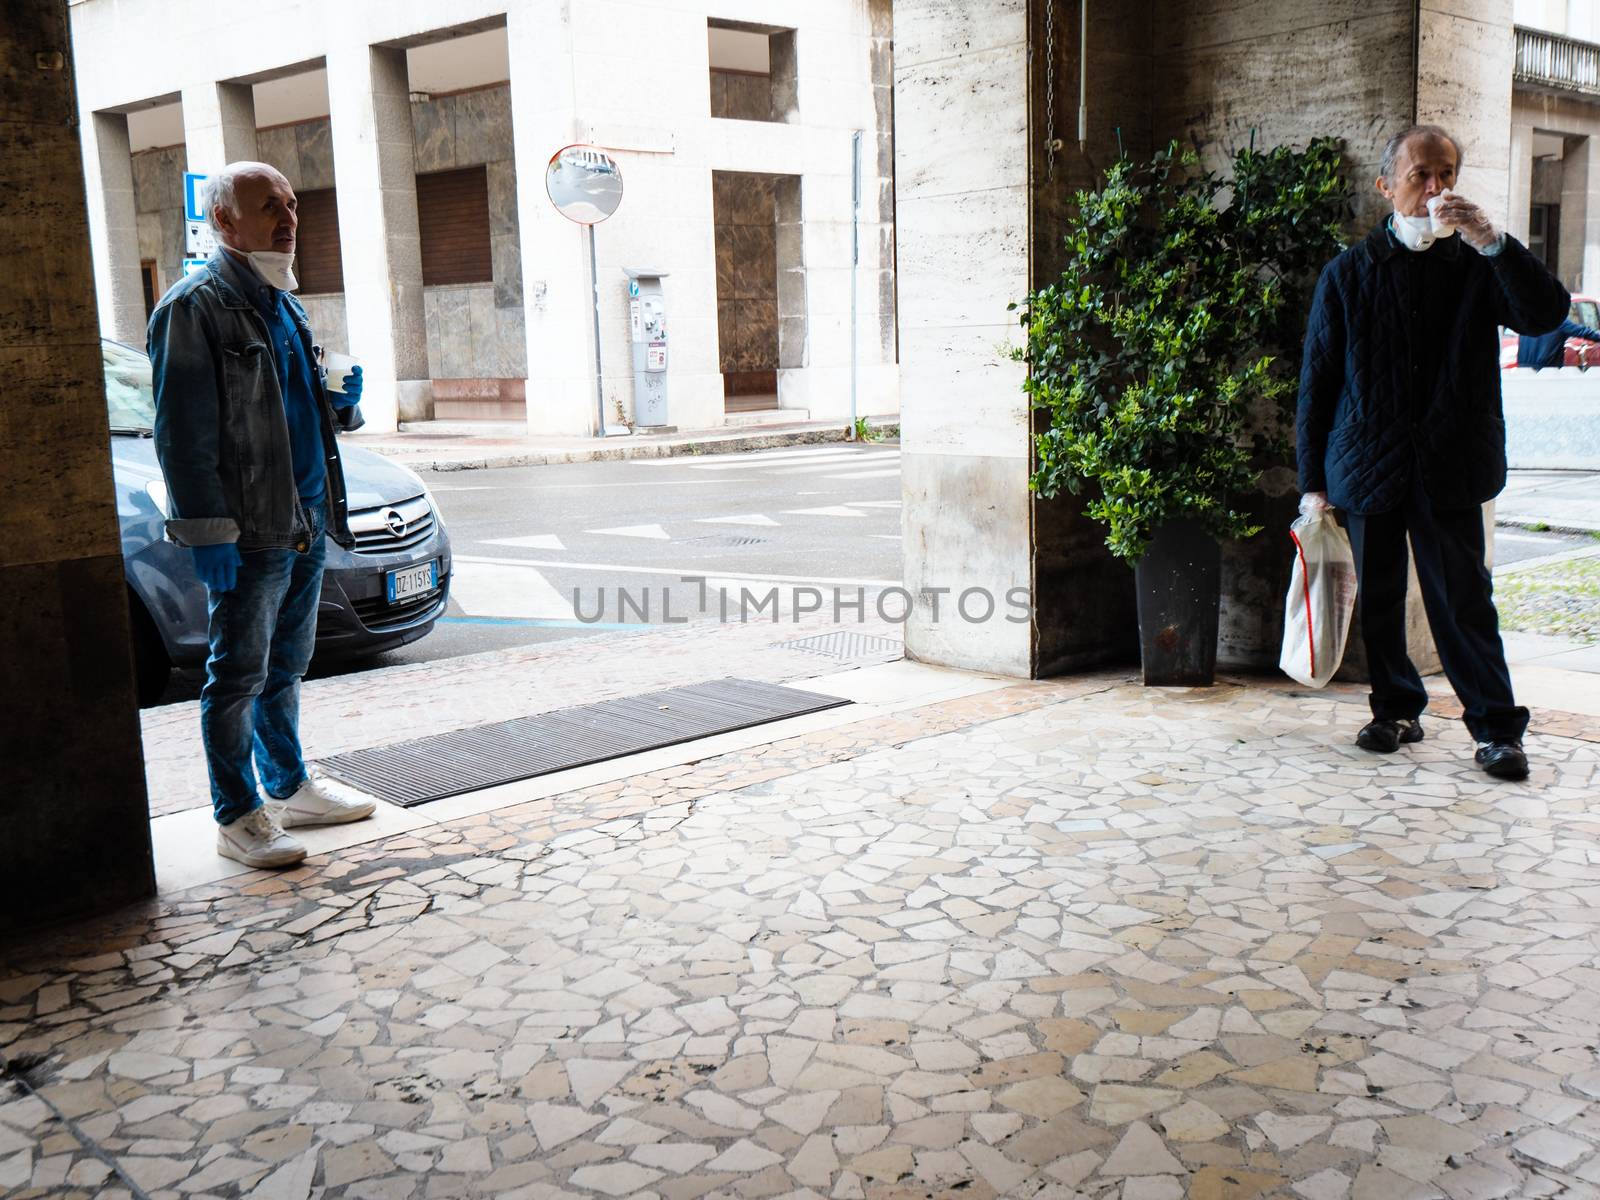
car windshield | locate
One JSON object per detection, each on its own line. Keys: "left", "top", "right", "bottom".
{"left": 104, "top": 340, "right": 156, "bottom": 433}
{"left": 1575, "top": 300, "right": 1600, "bottom": 330}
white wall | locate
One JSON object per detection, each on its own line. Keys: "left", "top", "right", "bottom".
{"left": 69, "top": 0, "right": 897, "bottom": 436}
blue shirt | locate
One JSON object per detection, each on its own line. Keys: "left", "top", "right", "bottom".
{"left": 244, "top": 276, "right": 326, "bottom": 505}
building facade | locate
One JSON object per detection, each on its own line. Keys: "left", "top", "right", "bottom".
{"left": 1511, "top": 0, "right": 1600, "bottom": 294}
{"left": 71, "top": 0, "right": 898, "bottom": 435}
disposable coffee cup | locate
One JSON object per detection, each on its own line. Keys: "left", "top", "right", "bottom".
{"left": 1426, "top": 193, "right": 1457, "bottom": 238}
{"left": 322, "top": 350, "right": 360, "bottom": 394}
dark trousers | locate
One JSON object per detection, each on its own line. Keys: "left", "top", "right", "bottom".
{"left": 1344, "top": 478, "right": 1528, "bottom": 744}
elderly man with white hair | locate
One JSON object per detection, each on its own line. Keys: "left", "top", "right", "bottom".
{"left": 147, "top": 161, "right": 375, "bottom": 868}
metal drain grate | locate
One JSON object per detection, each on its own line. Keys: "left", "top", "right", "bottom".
{"left": 686, "top": 535, "right": 769, "bottom": 547}
{"left": 778, "top": 631, "right": 903, "bottom": 662}
{"left": 315, "top": 677, "right": 850, "bottom": 808}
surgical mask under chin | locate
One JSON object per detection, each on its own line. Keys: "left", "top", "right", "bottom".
{"left": 242, "top": 250, "right": 297, "bottom": 292}
{"left": 1391, "top": 213, "right": 1437, "bottom": 252}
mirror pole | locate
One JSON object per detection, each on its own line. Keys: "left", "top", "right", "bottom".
{"left": 589, "top": 222, "right": 606, "bottom": 436}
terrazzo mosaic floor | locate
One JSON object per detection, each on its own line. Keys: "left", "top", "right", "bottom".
{"left": 3, "top": 673, "right": 1599, "bottom": 1199}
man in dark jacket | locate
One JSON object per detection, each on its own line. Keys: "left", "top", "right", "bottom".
{"left": 1516, "top": 316, "right": 1600, "bottom": 368}
{"left": 150, "top": 162, "right": 377, "bottom": 868}
{"left": 1297, "top": 125, "right": 1568, "bottom": 781}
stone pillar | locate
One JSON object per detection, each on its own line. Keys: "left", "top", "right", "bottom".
{"left": 507, "top": 1, "right": 594, "bottom": 436}
{"left": 1509, "top": 121, "right": 1535, "bottom": 244}
{"left": 1, "top": 0, "right": 155, "bottom": 929}
{"left": 181, "top": 80, "right": 258, "bottom": 174}
{"left": 895, "top": 1, "right": 1034, "bottom": 676}
{"left": 80, "top": 109, "right": 145, "bottom": 345}
{"left": 1560, "top": 134, "right": 1600, "bottom": 294}
{"left": 326, "top": 42, "right": 430, "bottom": 432}
{"left": 1417, "top": 0, "right": 1515, "bottom": 224}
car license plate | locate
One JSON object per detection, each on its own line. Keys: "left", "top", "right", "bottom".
{"left": 386, "top": 560, "right": 437, "bottom": 604}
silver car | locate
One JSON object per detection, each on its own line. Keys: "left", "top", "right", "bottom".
{"left": 105, "top": 340, "right": 452, "bottom": 705}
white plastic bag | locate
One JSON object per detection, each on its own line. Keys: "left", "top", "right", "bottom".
{"left": 1279, "top": 501, "right": 1358, "bottom": 688}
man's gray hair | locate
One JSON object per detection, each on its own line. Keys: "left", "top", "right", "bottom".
{"left": 1378, "top": 125, "right": 1464, "bottom": 182}
{"left": 201, "top": 162, "right": 281, "bottom": 232}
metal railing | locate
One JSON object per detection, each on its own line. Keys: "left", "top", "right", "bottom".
{"left": 1515, "top": 25, "right": 1600, "bottom": 96}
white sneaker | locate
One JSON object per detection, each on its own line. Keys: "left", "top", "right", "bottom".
{"left": 265, "top": 774, "right": 377, "bottom": 828}
{"left": 217, "top": 807, "right": 307, "bottom": 869}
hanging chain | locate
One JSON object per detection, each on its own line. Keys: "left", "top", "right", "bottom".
{"left": 1044, "top": 0, "right": 1057, "bottom": 181}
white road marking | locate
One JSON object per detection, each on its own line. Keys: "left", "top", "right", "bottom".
{"left": 589, "top": 523, "right": 672, "bottom": 539}
{"left": 771, "top": 455, "right": 901, "bottom": 475}
{"left": 450, "top": 561, "right": 576, "bottom": 621}
{"left": 783, "top": 505, "right": 869, "bottom": 518}
{"left": 482, "top": 534, "right": 567, "bottom": 550}
{"left": 695, "top": 513, "right": 782, "bottom": 527}
{"left": 456, "top": 554, "right": 898, "bottom": 588}
{"left": 823, "top": 468, "right": 902, "bottom": 480}
{"left": 631, "top": 447, "right": 884, "bottom": 468}
{"left": 848, "top": 500, "right": 902, "bottom": 508}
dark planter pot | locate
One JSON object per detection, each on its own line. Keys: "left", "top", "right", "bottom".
{"left": 1134, "top": 517, "right": 1221, "bottom": 686}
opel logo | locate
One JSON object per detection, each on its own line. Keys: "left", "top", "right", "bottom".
{"left": 382, "top": 508, "right": 406, "bottom": 538}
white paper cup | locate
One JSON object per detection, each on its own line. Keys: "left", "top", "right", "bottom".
{"left": 322, "top": 350, "right": 360, "bottom": 394}
{"left": 1426, "top": 194, "right": 1457, "bottom": 238}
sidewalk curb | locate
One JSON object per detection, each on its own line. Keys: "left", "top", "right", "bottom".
{"left": 1497, "top": 517, "right": 1600, "bottom": 536}
{"left": 352, "top": 419, "right": 901, "bottom": 473}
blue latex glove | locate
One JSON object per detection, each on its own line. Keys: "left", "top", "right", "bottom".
{"left": 192, "top": 543, "right": 242, "bottom": 593}
{"left": 330, "top": 364, "right": 362, "bottom": 411}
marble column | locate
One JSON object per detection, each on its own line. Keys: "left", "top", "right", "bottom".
{"left": 895, "top": 0, "right": 1033, "bottom": 676}
{"left": 182, "top": 80, "right": 258, "bottom": 174}
{"left": 1509, "top": 121, "right": 1536, "bottom": 244}
{"left": 1417, "top": 0, "right": 1515, "bottom": 223}
{"left": 507, "top": 1, "right": 594, "bottom": 436}
{"left": 80, "top": 109, "right": 146, "bottom": 345}
{"left": 326, "top": 42, "right": 430, "bottom": 431}
{"left": 1, "top": 0, "right": 155, "bottom": 929}
{"left": 1560, "top": 134, "right": 1600, "bottom": 294}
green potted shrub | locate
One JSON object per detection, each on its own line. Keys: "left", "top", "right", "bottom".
{"left": 1014, "top": 139, "right": 1349, "bottom": 685}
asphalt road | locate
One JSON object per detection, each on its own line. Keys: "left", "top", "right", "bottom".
{"left": 155, "top": 442, "right": 905, "bottom": 704}
{"left": 150, "top": 449, "right": 1590, "bottom": 705}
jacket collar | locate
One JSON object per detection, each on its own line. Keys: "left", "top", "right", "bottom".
{"left": 1366, "top": 216, "right": 1463, "bottom": 264}
{"left": 205, "top": 249, "right": 257, "bottom": 310}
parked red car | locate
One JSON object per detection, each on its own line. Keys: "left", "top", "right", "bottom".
{"left": 1500, "top": 294, "right": 1600, "bottom": 369}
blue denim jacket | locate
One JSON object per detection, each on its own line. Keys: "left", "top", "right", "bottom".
{"left": 148, "top": 251, "right": 355, "bottom": 552}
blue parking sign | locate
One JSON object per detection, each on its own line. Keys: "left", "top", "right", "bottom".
{"left": 183, "top": 172, "right": 209, "bottom": 223}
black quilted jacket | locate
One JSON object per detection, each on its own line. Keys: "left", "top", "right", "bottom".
{"left": 1296, "top": 222, "right": 1568, "bottom": 515}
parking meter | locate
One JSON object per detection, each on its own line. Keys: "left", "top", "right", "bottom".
{"left": 624, "top": 268, "right": 669, "bottom": 428}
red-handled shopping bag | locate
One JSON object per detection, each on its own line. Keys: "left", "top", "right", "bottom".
{"left": 1279, "top": 502, "right": 1358, "bottom": 688}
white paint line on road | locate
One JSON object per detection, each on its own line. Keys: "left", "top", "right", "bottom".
{"left": 588, "top": 523, "right": 672, "bottom": 539}
{"left": 450, "top": 561, "right": 577, "bottom": 621}
{"left": 823, "top": 468, "right": 902, "bottom": 480}
{"left": 629, "top": 447, "right": 884, "bottom": 468}
{"left": 483, "top": 534, "right": 567, "bottom": 550}
{"left": 783, "top": 505, "right": 868, "bottom": 517}
{"left": 695, "top": 513, "right": 782, "bottom": 527}
{"left": 848, "top": 500, "right": 902, "bottom": 508}
{"left": 456, "top": 554, "right": 899, "bottom": 588}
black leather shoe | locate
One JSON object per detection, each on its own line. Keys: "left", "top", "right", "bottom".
{"left": 1356, "top": 718, "right": 1424, "bottom": 753}
{"left": 1475, "top": 740, "right": 1529, "bottom": 781}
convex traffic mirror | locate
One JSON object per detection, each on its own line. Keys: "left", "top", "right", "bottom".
{"left": 546, "top": 145, "right": 623, "bottom": 225}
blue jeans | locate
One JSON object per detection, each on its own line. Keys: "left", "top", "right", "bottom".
{"left": 201, "top": 502, "right": 327, "bottom": 825}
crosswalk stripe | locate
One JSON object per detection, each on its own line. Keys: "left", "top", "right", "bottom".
{"left": 482, "top": 534, "right": 566, "bottom": 550}
{"left": 450, "top": 561, "right": 576, "bottom": 621}
{"left": 589, "top": 523, "right": 671, "bottom": 539}
{"left": 695, "top": 513, "right": 782, "bottom": 527}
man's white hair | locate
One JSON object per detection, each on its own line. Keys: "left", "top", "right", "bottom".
{"left": 201, "top": 161, "right": 284, "bottom": 232}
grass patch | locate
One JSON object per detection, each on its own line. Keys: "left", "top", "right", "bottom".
{"left": 1497, "top": 556, "right": 1600, "bottom": 644}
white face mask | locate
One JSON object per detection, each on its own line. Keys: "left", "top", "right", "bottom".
{"left": 1391, "top": 212, "right": 1438, "bottom": 252}
{"left": 242, "top": 249, "right": 298, "bottom": 292}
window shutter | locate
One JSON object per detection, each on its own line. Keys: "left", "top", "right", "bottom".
{"left": 418, "top": 167, "right": 493, "bottom": 286}
{"left": 294, "top": 187, "right": 344, "bottom": 295}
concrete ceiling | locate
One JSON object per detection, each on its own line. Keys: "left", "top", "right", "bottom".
{"left": 126, "top": 26, "right": 510, "bottom": 153}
